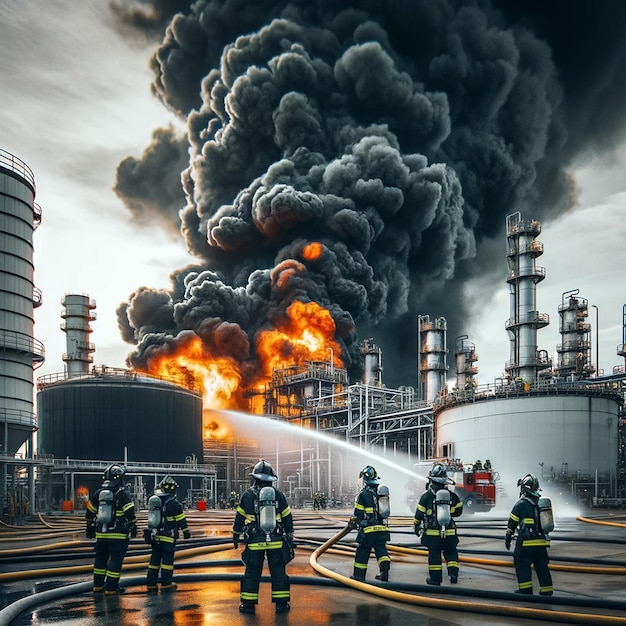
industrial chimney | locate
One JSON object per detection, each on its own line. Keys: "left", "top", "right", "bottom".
{"left": 505, "top": 212, "right": 550, "bottom": 383}
{"left": 61, "top": 294, "right": 96, "bottom": 377}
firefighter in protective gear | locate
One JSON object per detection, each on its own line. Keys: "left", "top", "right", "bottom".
{"left": 232, "top": 460, "right": 294, "bottom": 615}
{"left": 349, "top": 465, "right": 391, "bottom": 582}
{"left": 144, "top": 476, "right": 191, "bottom": 593}
{"left": 413, "top": 463, "right": 463, "bottom": 585}
{"left": 505, "top": 473, "right": 553, "bottom": 595}
{"left": 85, "top": 464, "right": 137, "bottom": 595}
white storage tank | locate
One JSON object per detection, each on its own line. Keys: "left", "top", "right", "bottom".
{"left": 435, "top": 387, "right": 621, "bottom": 500}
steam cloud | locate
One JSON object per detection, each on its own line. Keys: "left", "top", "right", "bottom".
{"left": 113, "top": 0, "right": 626, "bottom": 387}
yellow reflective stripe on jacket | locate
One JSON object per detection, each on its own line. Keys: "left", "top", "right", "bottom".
{"left": 509, "top": 512, "right": 520, "bottom": 522}
{"left": 363, "top": 524, "right": 389, "bottom": 533}
{"left": 425, "top": 528, "right": 457, "bottom": 536}
{"left": 416, "top": 503, "right": 427, "bottom": 514}
{"left": 522, "top": 538, "right": 550, "bottom": 547}
{"left": 95, "top": 532, "right": 129, "bottom": 540}
{"left": 522, "top": 517, "right": 535, "bottom": 525}
{"left": 354, "top": 502, "right": 374, "bottom": 514}
{"left": 279, "top": 505, "right": 291, "bottom": 518}
{"left": 247, "top": 540, "right": 283, "bottom": 550}
{"left": 121, "top": 501, "right": 134, "bottom": 514}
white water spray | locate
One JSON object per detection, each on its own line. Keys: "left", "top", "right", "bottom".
{"left": 206, "top": 409, "right": 428, "bottom": 514}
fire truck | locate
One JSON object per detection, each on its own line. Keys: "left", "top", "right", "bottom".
{"left": 408, "top": 458, "right": 498, "bottom": 514}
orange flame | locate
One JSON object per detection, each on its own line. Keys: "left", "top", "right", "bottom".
{"left": 139, "top": 301, "right": 344, "bottom": 412}
{"left": 145, "top": 335, "right": 243, "bottom": 410}
{"left": 302, "top": 241, "right": 323, "bottom": 261}
{"left": 256, "top": 300, "right": 343, "bottom": 376}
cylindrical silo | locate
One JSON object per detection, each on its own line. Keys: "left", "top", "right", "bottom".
{"left": 61, "top": 293, "right": 96, "bottom": 377}
{"left": 418, "top": 315, "right": 448, "bottom": 402}
{"left": 455, "top": 335, "right": 478, "bottom": 390}
{"left": 0, "top": 148, "right": 45, "bottom": 455}
{"left": 361, "top": 339, "right": 383, "bottom": 386}
{"left": 435, "top": 388, "right": 622, "bottom": 503}
{"left": 36, "top": 370, "right": 203, "bottom": 463}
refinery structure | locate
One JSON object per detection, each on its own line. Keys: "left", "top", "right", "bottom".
{"left": 1, "top": 149, "right": 625, "bottom": 517}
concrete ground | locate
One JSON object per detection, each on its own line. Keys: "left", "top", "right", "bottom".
{"left": 2, "top": 508, "right": 626, "bottom": 626}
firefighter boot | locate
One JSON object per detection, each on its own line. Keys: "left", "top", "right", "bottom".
{"left": 426, "top": 578, "right": 441, "bottom": 586}
{"left": 239, "top": 603, "right": 255, "bottom": 614}
{"left": 276, "top": 602, "right": 291, "bottom": 613}
{"left": 375, "top": 564, "right": 390, "bottom": 581}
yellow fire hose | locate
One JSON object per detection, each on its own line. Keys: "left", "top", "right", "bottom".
{"left": 309, "top": 524, "right": 626, "bottom": 625}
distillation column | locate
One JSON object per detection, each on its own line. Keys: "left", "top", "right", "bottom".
{"left": 618, "top": 304, "right": 626, "bottom": 370}
{"left": 505, "top": 212, "right": 550, "bottom": 383}
{"left": 454, "top": 335, "right": 478, "bottom": 391}
{"left": 0, "top": 149, "right": 45, "bottom": 456}
{"left": 554, "top": 289, "right": 594, "bottom": 380}
{"left": 61, "top": 294, "right": 96, "bottom": 377}
{"left": 361, "top": 338, "right": 383, "bottom": 386}
{"left": 418, "top": 315, "right": 448, "bottom": 402}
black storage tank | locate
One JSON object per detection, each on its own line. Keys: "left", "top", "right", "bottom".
{"left": 37, "top": 369, "right": 203, "bottom": 463}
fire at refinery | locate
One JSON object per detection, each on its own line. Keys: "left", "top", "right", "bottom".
{"left": 139, "top": 296, "right": 344, "bottom": 411}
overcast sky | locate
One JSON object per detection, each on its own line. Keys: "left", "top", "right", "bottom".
{"left": 1, "top": 0, "right": 625, "bottom": 398}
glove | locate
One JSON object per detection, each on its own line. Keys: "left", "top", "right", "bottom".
{"left": 143, "top": 529, "right": 153, "bottom": 544}
{"left": 129, "top": 524, "right": 137, "bottom": 539}
{"left": 86, "top": 523, "right": 96, "bottom": 539}
{"left": 183, "top": 529, "right": 191, "bottom": 540}
{"left": 233, "top": 532, "right": 240, "bottom": 549}
{"left": 347, "top": 516, "right": 358, "bottom": 530}
{"left": 504, "top": 531, "right": 512, "bottom": 550}
{"left": 414, "top": 523, "right": 422, "bottom": 537}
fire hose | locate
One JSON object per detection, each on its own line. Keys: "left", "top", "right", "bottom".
{"left": 309, "top": 524, "right": 626, "bottom": 625}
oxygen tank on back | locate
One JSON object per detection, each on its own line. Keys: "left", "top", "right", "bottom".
{"left": 435, "top": 489, "right": 451, "bottom": 537}
{"left": 96, "top": 489, "right": 115, "bottom": 526}
{"left": 378, "top": 485, "right": 391, "bottom": 520}
{"left": 147, "top": 493, "right": 164, "bottom": 529}
{"left": 258, "top": 486, "right": 277, "bottom": 541}
{"left": 538, "top": 497, "right": 554, "bottom": 533}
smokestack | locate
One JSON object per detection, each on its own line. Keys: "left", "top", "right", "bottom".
{"left": 418, "top": 315, "right": 448, "bottom": 403}
{"left": 61, "top": 294, "right": 96, "bottom": 378}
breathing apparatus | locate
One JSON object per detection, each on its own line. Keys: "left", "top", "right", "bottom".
{"left": 377, "top": 485, "right": 391, "bottom": 520}
{"left": 258, "top": 486, "right": 277, "bottom": 542}
{"left": 435, "top": 489, "right": 452, "bottom": 537}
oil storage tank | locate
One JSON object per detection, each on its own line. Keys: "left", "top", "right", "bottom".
{"left": 37, "top": 369, "right": 203, "bottom": 463}
{"left": 434, "top": 384, "right": 622, "bottom": 502}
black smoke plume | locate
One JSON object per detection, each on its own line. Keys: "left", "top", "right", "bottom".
{"left": 113, "top": 0, "right": 626, "bottom": 388}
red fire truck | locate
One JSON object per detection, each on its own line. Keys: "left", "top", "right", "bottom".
{"left": 407, "top": 458, "right": 498, "bottom": 514}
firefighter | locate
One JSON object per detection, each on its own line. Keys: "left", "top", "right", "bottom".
{"left": 349, "top": 465, "right": 391, "bottom": 582}
{"left": 144, "top": 476, "right": 191, "bottom": 593}
{"left": 413, "top": 463, "right": 463, "bottom": 585}
{"left": 85, "top": 464, "right": 137, "bottom": 595}
{"left": 232, "top": 460, "right": 294, "bottom": 614}
{"left": 504, "top": 473, "right": 553, "bottom": 595}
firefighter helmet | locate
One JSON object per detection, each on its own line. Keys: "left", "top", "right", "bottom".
{"left": 428, "top": 463, "right": 451, "bottom": 487}
{"left": 159, "top": 475, "right": 178, "bottom": 494}
{"left": 517, "top": 473, "right": 541, "bottom": 498}
{"left": 359, "top": 465, "right": 379, "bottom": 486}
{"left": 102, "top": 464, "right": 126, "bottom": 490}
{"left": 250, "top": 459, "right": 278, "bottom": 483}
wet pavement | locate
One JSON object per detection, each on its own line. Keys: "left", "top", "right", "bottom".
{"left": 2, "top": 509, "right": 626, "bottom": 625}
